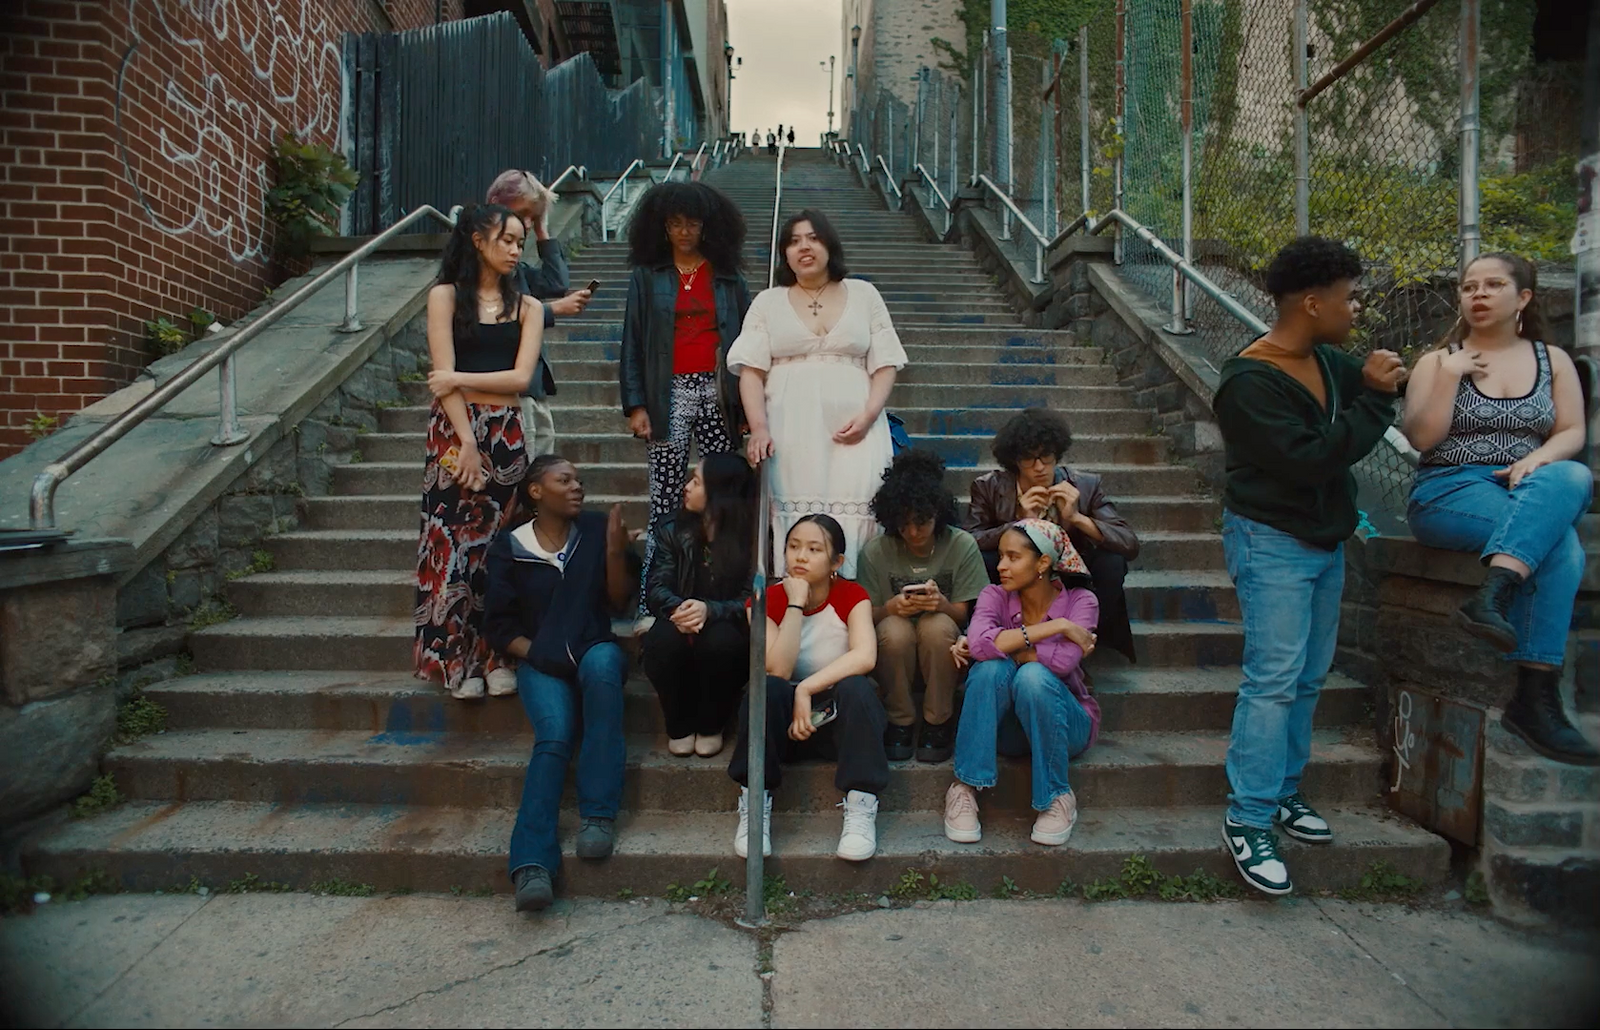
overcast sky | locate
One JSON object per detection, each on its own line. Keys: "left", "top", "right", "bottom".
{"left": 726, "top": 0, "right": 844, "bottom": 142}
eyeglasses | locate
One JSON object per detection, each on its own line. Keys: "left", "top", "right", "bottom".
{"left": 1018, "top": 454, "right": 1055, "bottom": 467}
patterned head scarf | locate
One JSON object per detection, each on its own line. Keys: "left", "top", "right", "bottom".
{"left": 1011, "top": 518, "right": 1091, "bottom": 578}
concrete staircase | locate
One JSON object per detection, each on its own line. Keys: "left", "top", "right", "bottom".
{"left": 24, "top": 149, "right": 1446, "bottom": 896}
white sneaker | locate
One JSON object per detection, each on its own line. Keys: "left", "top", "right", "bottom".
{"left": 734, "top": 786, "right": 771, "bottom": 858}
{"left": 485, "top": 668, "right": 518, "bottom": 696}
{"left": 667, "top": 734, "right": 696, "bottom": 756}
{"left": 450, "top": 677, "right": 486, "bottom": 700}
{"left": 632, "top": 615, "right": 656, "bottom": 637}
{"left": 836, "top": 790, "right": 878, "bottom": 861}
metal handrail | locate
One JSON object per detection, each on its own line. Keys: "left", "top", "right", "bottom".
{"left": 974, "top": 174, "right": 1047, "bottom": 284}
{"left": 912, "top": 163, "right": 952, "bottom": 235}
{"left": 29, "top": 202, "right": 461, "bottom": 529}
{"left": 690, "top": 141, "right": 708, "bottom": 177}
{"left": 600, "top": 158, "right": 650, "bottom": 241}
{"left": 662, "top": 152, "right": 684, "bottom": 182}
{"left": 767, "top": 143, "right": 787, "bottom": 289}
{"left": 1086, "top": 207, "right": 1420, "bottom": 464}
{"left": 548, "top": 164, "right": 587, "bottom": 191}
{"left": 853, "top": 143, "right": 870, "bottom": 175}
{"left": 874, "top": 156, "right": 903, "bottom": 202}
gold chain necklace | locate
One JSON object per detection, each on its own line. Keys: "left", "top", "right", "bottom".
{"left": 676, "top": 259, "right": 705, "bottom": 292}
{"left": 799, "top": 281, "right": 830, "bottom": 316}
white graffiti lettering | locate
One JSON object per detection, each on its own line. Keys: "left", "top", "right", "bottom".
{"left": 1390, "top": 689, "right": 1417, "bottom": 794}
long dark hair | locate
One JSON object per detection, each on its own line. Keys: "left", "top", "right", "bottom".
{"left": 1447, "top": 251, "right": 1549, "bottom": 345}
{"left": 774, "top": 208, "right": 849, "bottom": 286}
{"left": 689, "top": 452, "right": 757, "bottom": 584}
{"left": 787, "top": 513, "right": 847, "bottom": 561}
{"left": 626, "top": 181, "right": 746, "bottom": 274}
{"left": 437, "top": 203, "right": 523, "bottom": 347}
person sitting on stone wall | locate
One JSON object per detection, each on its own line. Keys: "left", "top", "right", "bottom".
{"left": 965, "top": 407, "right": 1139, "bottom": 663}
{"left": 485, "top": 170, "right": 594, "bottom": 458}
{"left": 858, "top": 448, "right": 989, "bottom": 763}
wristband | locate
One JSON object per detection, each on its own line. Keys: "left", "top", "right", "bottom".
{"left": 1021, "top": 625, "right": 1032, "bottom": 648}
{"left": 787, "top": 603, "right": 805, "bottom": 612}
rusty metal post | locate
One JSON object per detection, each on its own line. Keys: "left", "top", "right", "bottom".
{"left": 1080, "top": 24, "right": 1091, "bottom": 214}
{"left": 1293, "top": 0, "right": 1310, "bottom": 235}
{"left": 1113, "top": 0, "right": 1126, "bottom": 263}
{"left": 1170, "top": 0, "right": 1194, "bottom": 334}
{"left": 1458, "top": 0, "right": 1480, "bottom": 272}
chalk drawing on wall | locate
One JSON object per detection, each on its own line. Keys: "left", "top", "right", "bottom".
{"left": 113, "top": 0, "right": 345, "bottom": 264}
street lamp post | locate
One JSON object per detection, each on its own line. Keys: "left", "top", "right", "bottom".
{"left": 849, "top": 24, "right": 861, "bottom": 140}
{"left": 821, "top": 55, "right": 836, "bottom": 138}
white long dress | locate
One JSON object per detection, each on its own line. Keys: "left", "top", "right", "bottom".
{"left": 726, "top": 278, "right": 908, "bottom": 577}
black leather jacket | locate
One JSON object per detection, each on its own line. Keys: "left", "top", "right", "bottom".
{"left": 619, "top": 264, "right": 751, "bottom": 436}
{"left": 644, "top": 515, "right": 753, "bottom": 622}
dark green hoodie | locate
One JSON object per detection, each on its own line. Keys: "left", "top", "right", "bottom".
{"left": 1213, "top": 345, "right": 1395, "bottom": 550}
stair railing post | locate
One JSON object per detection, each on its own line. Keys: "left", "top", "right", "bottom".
{"left": 338, "top": 263, "right": 362, "bottom": 333}
{"left": 741, "top": 466, "right": 771, "bottom": 928}
{"left": 1080, "top": 23, "right": 1091, "bottom": 216}
{"left": 211, "top": 352, "right": 248, "bottom": 446}
{"left": 1170, "top": 0, "right": 1194, "bottom": 334}
{"left": 1113, "top": 0, "right": 1126, "bottom": 264}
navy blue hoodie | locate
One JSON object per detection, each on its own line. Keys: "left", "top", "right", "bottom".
{"left": 483, "top": 511, "right": 617, "bottom": 678}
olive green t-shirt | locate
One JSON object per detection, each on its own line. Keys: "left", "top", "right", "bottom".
{"left": 856, "top": 526, "right": 990, "bottom": 611}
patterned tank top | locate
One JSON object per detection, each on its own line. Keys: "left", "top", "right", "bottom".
{"left": 1420, "top": 340, "right": 1556, "bottom": 467}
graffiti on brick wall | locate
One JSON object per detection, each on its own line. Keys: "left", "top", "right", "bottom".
{"left": 114, "top": 0, "right": 344, "bottom": 263}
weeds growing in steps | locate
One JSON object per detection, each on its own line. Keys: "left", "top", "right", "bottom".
{"left": 223, "top": 550, "right": 275, "bottom": 582}
{"left": 115, "top": 694, "right": 168, "bottom": 743}
{"left": 186, "top": 600, "right": 239, "bottom": 630}
{"left": 69, "top": 775, "right": 123, "bottom": 819}
{"left": 1339, "top": 860, "right": 1426, "bottom": 902}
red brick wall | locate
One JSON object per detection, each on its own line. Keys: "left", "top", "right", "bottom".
{"left": 0, "top": 0, "right": 464, "bottom": 456}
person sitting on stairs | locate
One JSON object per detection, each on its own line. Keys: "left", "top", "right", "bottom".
{"left": 729, "top": 514, "right": 888, "bottom": 863}
{"left": 858, "top": 448, "right": 989, "bottom": 763}
{"left": 1212, "top": 235, "right": 1406, "bottom": 896}
{"left": 944, "top": 519, "right": 1100, "bottom": 848}
{"left": 414, "top": 204, "right": 542, "bottom": 700}
{"left": 484, "top": 454, "right": 634, "bottom": 913}
{"left": 965, "top": 407, "right": 1140, "bottom": 664}
{"left": 643, "top": 452, "right": 759, "bottom": 759}
{"left": 1401, "top": 251, "right": 1599, "bottom": 766}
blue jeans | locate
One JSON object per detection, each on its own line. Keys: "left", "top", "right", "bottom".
{"left": 1408, "top": 461, "right": 1592, "bottom": 666}
{"left": 1221, "top": 511, "right": 1343, "bottom": 829}
{"left": 508, "top": 642, "right": 627, "bottom": 877}
{"left": 953, "top": 659, "right": 1093, "bottom": 811}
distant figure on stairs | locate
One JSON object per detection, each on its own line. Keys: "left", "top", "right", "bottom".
{"left": 414, "top": 204, "right": 542, "bottom": 701}
{"left": 1212, "top": 235, "right": 1406, "bottom": 896}
{"left": 619, "top": 182, "right": 753, "bottom": 620}
{"left": 767, "top": 130, "right": 777, "bottom": 155}
{"left": 965, "top": 407, "right": 1139, "bottom": 662}
{"left": 1401, "top": 251, "right": 1599, "bottom": 766}
{"left": 731, "top": 208, "right": 906, "bottom": 579}
{"left": 485, "top": 170, "right": 594, "bottom": 458}
{"left": 642, "top": 452, "right": 759, "bottom": 759}
{"left": 483, "top": 455, "right": 634, "bottom": 913}
{"left": 786, "top": 127, "right": 795, "bottom": 145}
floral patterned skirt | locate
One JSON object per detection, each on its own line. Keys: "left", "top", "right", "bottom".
{"left": 414, "top": 401, "right": 527, "bottom": 691}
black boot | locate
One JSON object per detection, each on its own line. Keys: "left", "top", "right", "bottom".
{"left": 1502, "top": 666, "right": 1600, "bottom": 766}
{"left": 1454, "top": 567, "right": 1523, "bottom": 652}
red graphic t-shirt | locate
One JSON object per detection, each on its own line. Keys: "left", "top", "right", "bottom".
{"left": 673, "top": 267, "right": 719, "bottom": 375}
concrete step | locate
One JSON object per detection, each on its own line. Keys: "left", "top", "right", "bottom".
{"left": 20, "top": 801, "right": 1449, "bottom": 898}
{"left": 100, "top": 726, "right": 1382, "bottom": 812}
{"left": 144, "top": 667, "right": 1364, "bottom": 738}
{"left": 534, "top": 325, "right": 1082, "bottom": 348}
{"left": 572, "top": 296, "right": 1017, "bottom": 316}
{"left": 376, "top": 404, "right": 1155, "bottom": 436}
{"left": 224, "top": 570, "right": 413, "bottom": 617}
{"left": 497, "top": 359, "right": 1121, "bottom": 388}
{"left": 1126, "top": 569, "right": 1238, "bottom": 621}
{"left": 397, "top": 379, "right": 1131, "bottom": 409}
{"left": 532, "top": 339, "right": 1099, "bottom": 367}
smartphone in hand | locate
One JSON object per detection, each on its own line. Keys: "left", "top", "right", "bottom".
{"left": 809, "top": 699, "right": 839, "bottom": 729}
{"left": 584, "top": 278, "right": 601, "bottom": 294}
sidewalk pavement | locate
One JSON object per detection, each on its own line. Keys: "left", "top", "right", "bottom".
{"left": 1, "top": 892, "right": 1595, "bottom": 1028}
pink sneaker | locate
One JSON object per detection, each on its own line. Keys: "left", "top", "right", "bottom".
{"left": 943, "top": 781, "right": 981, "bottom": 843}
{"left": 1031, "top": 790, "right": 1078, "bottom": 846}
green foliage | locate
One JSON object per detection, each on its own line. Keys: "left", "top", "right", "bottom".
{"left": 397, "top": 371, "right": 427, "bottom": 383}
{"left": 1054, "top": 878, "right": 1078, "bottom": 899}
{"left": 925, "top": 873, "right": 979, "bottom": 902}
{"left": 187, "top": 601, "right": 239, "bottom": 630}
{"left": 69, "top": 775, "right": 124, "bottom": 818}
{"left": 266, "top": 132, "right": 360, "bottom": 258}
{"left": 615, "top": 886, "right": 635, "bottom": 900}
{"left": 225, "top": 872, "right": 293, "bottom": 894}
{"left": 1464, "top": 870, "right": 1490, "bottom": 906}
{"left": 1, "top": 873, "right": 57, "bottom": 914}
{"left": 60, "top": 869, "right": 122, "bottom": 901}
{"left": 762, "top": 873, "right": 797, "bottom": 915}
{"left": 1074, "top": 854, "right": 1241, "bottom": 903}
{"left": 24, "top": 412, "right": 58, "bottom": 440}
{"left": 348, "top": 450, "right": 363, "bottom": 464}
{"left": 165, "top": 875, "right": 207, "bottom": 895}
{"left": 1340, "top": 860, "right": 1425, "bottom": 902}
{"left": 1157, "top": 869, "right": 1242, "bottom": 902}
{"left": 310, "top": 878, "right": 376, "bottom": 897}
{"left": 188, "top": 307, "right": 215, "bottom": 328}
{"left": 224, "top": 550, "right": 276, "bottom": 582}
{"left": 664, "top": 867, "right": 733, "bottom": 903}
{"left": 115, "top": 694, "right": 167, "bottom": 742}
{"left": 888, "top": 868, "right": 926, "bottom": 900}
{"left": 937, "top": 0, "right": 1112, "bottom": 78}
{"left": 144, "top": 317, "right": 189, "bottom": 356}
{"left": 992, "top": 875, "right": 1027, "bottom": 899}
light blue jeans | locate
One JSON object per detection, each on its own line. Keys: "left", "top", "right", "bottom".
{"left": 508, "top": 643, "right": 628, "bottom": 877}
{"left": 1221, "top": 511, "right": 1343, "bottom": 829}
{"left": 953, "top": 659, "right": 1093, "bottom": 811}
{"left": 1408, "top": 460, "right": 1592, "bottom": 667}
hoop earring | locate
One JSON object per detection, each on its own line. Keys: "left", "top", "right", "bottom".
{"left": 1516, "top": 311, "right": 1524, "bottom": 336}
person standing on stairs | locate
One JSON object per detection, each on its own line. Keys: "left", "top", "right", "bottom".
{"left": 859, "top": 449, "right": 989, "bottom": 763}
{"left": 731, "top": 209, "right": 906, "bottom": 578}
{"left": 767, "top": 130, "right": 777, "bottom": 155}
{"left": 485, "top": 170, "right": 595, "bottom": 458}
{"left": 786, "top": 127, "right": 795, "bottom": 146}
{"left": 1213, "top": 235, "right": 1407, "bottom": 896}
{"left": 943, "top": 519, "right": 1100, "bottom": 847}
{"left": 619, "top": 181, "right": 752, "bottom": 623}
{"left": 1401, "top": 252, "right": 1599, "bottom": 766}
{"left": 484, "top": 454, "right": 634, "bottom": 913}
{"left": 414, "top": 204, "right": 542, "bottom": 700}
{"left": 643, "top": 452, "right": 758, "bottom": 758}
{"left": 965, "top": 407, "right": 1140, "bottom": 663}
{"left": 729, "top": 515, "right": 888, "bottom": 863}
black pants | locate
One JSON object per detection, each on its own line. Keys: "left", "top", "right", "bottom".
{"left": 728, "top": 674, "right": 889, "bottom": 795}
{"left": 642, "top": 618, "right": 748, "bottom": 738}
{"left": 981, "top": 545, "right": 1136, "bottom": 662}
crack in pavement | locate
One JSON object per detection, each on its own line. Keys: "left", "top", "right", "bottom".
{"left": 1310, "top": 898, "right": 1450, "bottom": 1025}
{"left": 57, "top": 893, "right": 216, "bottom": 1030}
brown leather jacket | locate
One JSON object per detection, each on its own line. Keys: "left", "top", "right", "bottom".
{"left": 965, "top": 466, "right": 1140, "bottom": 561}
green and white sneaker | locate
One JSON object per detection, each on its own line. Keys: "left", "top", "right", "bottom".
{"left": 1223, "top": 818, "right": 1293, "bottom": 896}
{"left": 1275, "top": 792, "right": 1333, "bottom": 844}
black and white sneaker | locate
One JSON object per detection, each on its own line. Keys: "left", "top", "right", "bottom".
{"left": 1275, "top": 792, "right": 1333, "bottom": 844}
{"left": 1222, "top": 818, "right": 1293, "bottom": 896}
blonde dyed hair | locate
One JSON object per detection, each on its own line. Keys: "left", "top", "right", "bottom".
{"left": 486, "top": 169, "right": 557, "bottom": 213}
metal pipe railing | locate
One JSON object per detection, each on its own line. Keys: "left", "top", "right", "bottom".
{"left": 874, "top": 155, "right": 903, "bottom": 203}
{"left": 974, "top": 174, "right": 1047, "bottom": 284}
{"left": 767, "top": 143, "right": 787, "bottom": 289}
{"left": 600, "top": 159, "right": 650, "bottom": 241}
{"left": 548, "top": 164, "right": 587, "bottom": 191}
{"left": 29, "top": 202, "right": 461, "bottom": 529}
{"left": 689, "top": 141, "right": 708, "bottom": 179}
{"left": 912, "top": 163, "right": 952, "bottom": 235}
{"left": 662, "top": 151, "right": 684, "bottom": 182}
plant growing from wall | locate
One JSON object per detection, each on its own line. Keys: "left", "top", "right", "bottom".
{"left": 266, "top": 133, "right": 360, "bottom": 258}
{"left": 144, "top": 317, "right": 188, "bottom": 356}
{"left": 24, "top": 412, "right": 58, "bottom": 440}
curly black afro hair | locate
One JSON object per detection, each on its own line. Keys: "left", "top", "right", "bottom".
{"left": 626, "top": 181, "right": 747, "bottom": 274}
{"left": 870, "top": 448, "right": 959, "bottom": 535}
{"left": 991, "top": 407, "right": 1073, "bottom": 473}
{"left": 1263, "top": 235, "right": 1362, "bottom": 301}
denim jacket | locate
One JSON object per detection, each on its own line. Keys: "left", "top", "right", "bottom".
{"left": 619, "top": 263, "right": 751, "bottom": 438}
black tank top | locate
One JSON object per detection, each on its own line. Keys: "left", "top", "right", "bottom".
{"left": 454, "top": 320, "right": 520, "bottom": 373}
